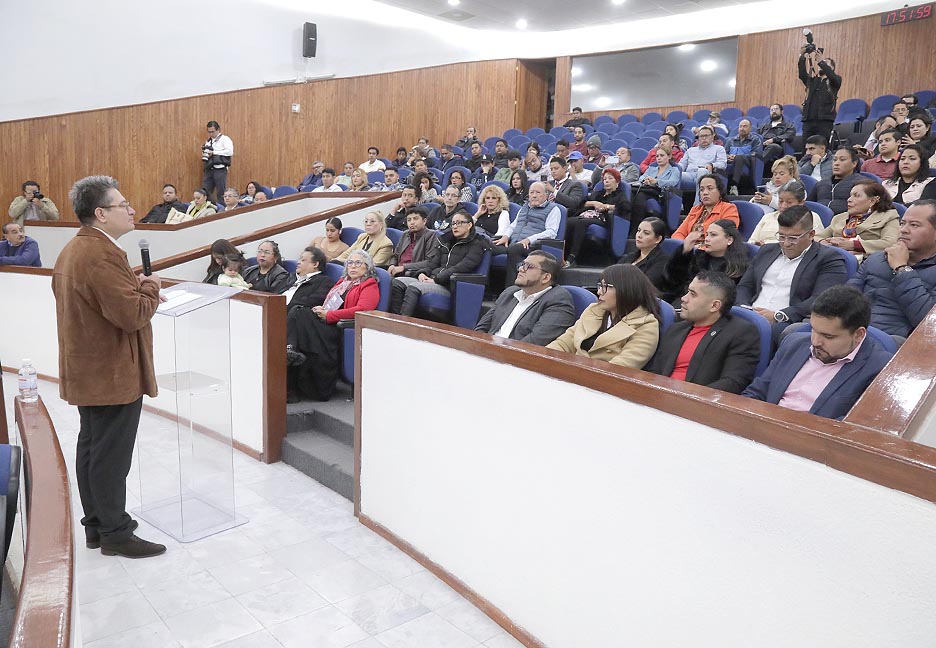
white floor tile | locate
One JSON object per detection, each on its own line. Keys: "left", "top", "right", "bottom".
{"left": 84, "top": 619, "right": 181, "bottom": 648}
{"left": 435, "top": 599, "right": 504, "bottom": 643}
{"left": 76, "top": 559, "right": 138, "bottom": 605}
{"left": 268, "top": 536, "right": 353, "bottom": 580}
{"left": 183, "top": 528, "right": 266, "bottom": 570}
{"left": 140, "top": 569, "right": 231, "bottom": 619}
{"left": 393, "top": 572, "right": 462, "bottom": 610}
{"left": 164, "top": 598, "right": 263, "bottom": 648}
{"left": 80, "top": 590, "right": 161, "bottom": 643}
{"left": 353, "top": 544, "right": 426, "bottom": 582}
{"left": 323, "top": 525, "right": 394, "bottom": 559}
{"left": 235, "top": 576, "right": 330, "bottom": 627}
{"left": 335, "top": 584, "right": 430, "bottom": 635}
{"left": 214, "top": 629, "right": 285, "bottom": 648}
{"left": 209, "top": 553, "right": 294, "bottom": 597}
{"left": 268, "top": 606, "right": 369, "bottom": 648}
{"left": 373, "top": 612, "right": 479, "bottom": 648}
{"left": 482, "top": 632, "right": 527, "bottom": 647}
{"left": 299, "top": 559, "right": 387, "bottom": 603}
{"left": 240, "top": 511, "right": 317, "bottom": 550}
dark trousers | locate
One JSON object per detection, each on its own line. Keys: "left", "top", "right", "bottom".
{"left": 565, "top": 216, "right": 606, "bottom": 260}
{"left": 76, "top": 397, "right": 143, "bottom": 543}
{"left": 493, "top": 242, "right": 540, "bottom": 286}
{"left": 760, "top": 143, "right": 785, "bottom": 176}
{"left": 802, "top": 120, "right": 834, "bottom": 147}
{"left": 728, "top": 155, "right": 757, "bottom": 194}
{"left": 202, "top": 167, "right": 228, "bottom": 202}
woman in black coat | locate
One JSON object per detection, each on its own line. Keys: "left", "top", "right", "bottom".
{"left": 563, "top": 167, "right": 631, "bottom": 268}
{"left": 243, "top": 240, "right": 291, "bottom": 293}
{"left": 618, "top": 217, "right": 668, "bottom": 296}
{"left": 663, "top": 219, "right": 748, "bottom": 304}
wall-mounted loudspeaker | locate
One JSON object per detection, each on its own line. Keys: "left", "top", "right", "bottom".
{"left": 303, "top": 22, "right": 318, "bottom": 58}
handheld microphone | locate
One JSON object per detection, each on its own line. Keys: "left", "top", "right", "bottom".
{"left": 139, "top": 239, "right": 152, "bottom": 276}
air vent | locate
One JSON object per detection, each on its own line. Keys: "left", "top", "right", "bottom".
{"left": 439, "top": 9, "right": 475, "bottom": 21}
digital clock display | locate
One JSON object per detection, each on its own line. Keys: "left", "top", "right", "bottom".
{"left": 881, "top": 3, "right": 933, "bottom": 25}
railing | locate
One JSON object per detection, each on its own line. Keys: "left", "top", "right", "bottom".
{"left": 10, "top": 397, "right": 75, "bottom": 648}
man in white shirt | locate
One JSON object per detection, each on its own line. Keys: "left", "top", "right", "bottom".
{"left": 567, "top": 151, "right": 592, "bottom": 186}
{"left": 202, "top": 120, "right": 234, "bottom": 203}
{"left": 474, "top": 251, "right": 575, "bottom": 346}
{"left": 679, "top": 125, "right": 727, "bottom": 205}
{"left": 359, "top": 147, "right": 386, "bottom": 173}
{"left": 312, "top": 168, "right": 343, "bottom": 193}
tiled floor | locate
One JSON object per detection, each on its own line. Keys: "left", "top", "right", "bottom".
{"left": 3, "top": 378, "right": 523, "bottom": 648}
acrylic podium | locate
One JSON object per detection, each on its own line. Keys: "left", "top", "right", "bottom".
{"left": 132, "top": 282, "right": 247, "bottom": 542}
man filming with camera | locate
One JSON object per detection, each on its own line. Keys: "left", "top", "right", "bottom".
{"left": 798, "top": 29, "right": 841, "bottom": 144}
{"left": 9, "top": 180, "right": 59, "bottom": 226}
{"left": 201, "top": 120, "right": 234, "bottom": 202}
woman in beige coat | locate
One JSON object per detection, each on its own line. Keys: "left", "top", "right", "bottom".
{"left": 335, "top": 211, "right": 394, "bottom": 267}
{"left": 547, "top": 264, "right": 660, "bottom": 369}
{"left": 815, "top": 179, "right": 900, "bottom": 257}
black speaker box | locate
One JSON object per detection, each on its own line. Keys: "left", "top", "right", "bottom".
{"left": 303, "top": 22, "right": 317, "bottom": 58}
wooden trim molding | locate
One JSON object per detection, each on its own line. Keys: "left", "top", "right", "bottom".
{"left": 13, "top": 397, "right": 74, "bottom": 648}
{"left": 0, "top": 374, "right": 7, "bottom": 444}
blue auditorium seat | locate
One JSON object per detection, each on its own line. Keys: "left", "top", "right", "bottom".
{"left": 804, "top": 201, "right": 833, "bottom": 227}
{"left": 367, "top": 171, "right": 386, "bottom": 185}
{"left": 866, "top": 94, "right": 900, "bottom": 122}
{"left": 272, "top": 185, "right": 298, "bottom": 198}
{"left": 563, "top": 285, "right": 598, "bottom": 318}
{"left": 735, "top": 200, "right": 766, "bottom": 240}
{"left": 729, "top": 306, "right": 772, "bottom": 377}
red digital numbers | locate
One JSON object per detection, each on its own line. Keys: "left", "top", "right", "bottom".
{"left": 881, "top": 2, "right": 933, "bottom": 25}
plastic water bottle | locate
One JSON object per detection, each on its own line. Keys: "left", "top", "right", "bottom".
{"left": 18, "top": 359, "right": 38, "bottom": 403}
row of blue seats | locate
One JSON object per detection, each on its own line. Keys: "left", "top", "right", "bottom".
{"left": 835, "top": 90, "right": 936, "bottom": 124}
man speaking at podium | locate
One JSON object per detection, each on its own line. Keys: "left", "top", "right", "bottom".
{"left": 52, "top": 175, "right": 167, "bottom": 559}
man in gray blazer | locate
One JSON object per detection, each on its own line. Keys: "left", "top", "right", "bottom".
{"left": 475, "top": 250, "right": 576, "bottom": 346}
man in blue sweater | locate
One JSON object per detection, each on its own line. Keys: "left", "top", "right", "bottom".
{"left": 0, "top": 223, "right": 41, "bottom": 267}
{"left": 492, "top": 182, "right": 561, "bottom": 286}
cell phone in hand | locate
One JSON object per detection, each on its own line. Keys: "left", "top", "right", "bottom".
{"left": 756, "top": 185, "right": 767, "bottom": 193}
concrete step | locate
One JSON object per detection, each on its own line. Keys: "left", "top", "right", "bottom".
{"left": 281, "top": 430, "right": 354, "bottom": 501}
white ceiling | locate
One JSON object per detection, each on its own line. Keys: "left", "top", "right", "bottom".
{"left": 372, "top": 0, "right": 759, "bottom": 32}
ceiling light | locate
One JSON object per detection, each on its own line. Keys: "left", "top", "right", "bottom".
{"left": 515, "top": 18, "right": 528, "bottom": 29}
{"left": 571, "top": 67, "right": 582, "bottom": 78}
{"left": 593, "top": 97, "right": 612, "bottom": 108}
{"left": 572, "top": 84, "right": 594, "bottom": 92}
{"left": 448, "top": 0, "right": 460, "bottom": 5}
{"left": 699, "top": 60, "right": 717, "bottom": 72}
{"left": 611, "top": 0, "right": 626, "bottom": 4}
{"left": 728, "top": 78, "right": 736, "bottom": 88}
{"left": 677, "top": 43, "right": 696, "bottom": 52}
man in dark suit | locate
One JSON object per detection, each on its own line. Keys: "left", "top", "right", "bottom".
{"left": 736, "top": 204, "right": 848, "bottom": 344}
{"left": 742, "top": 285, "right": 893, "bottom": 420}
{"left": 475, "top": 250, "right": 576, "bottom": 346}
{"left": 646, "top": 271, "right": 760, "bottom": 394}
{"left": 547, "top": 155, "right": 586, "bottom": 219}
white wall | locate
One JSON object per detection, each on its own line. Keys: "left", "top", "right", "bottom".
{"left": 358, "top": 328, "right": 936, "bottom": 647}
{"left": 0, "top": 0, "right": 910, "bottom": 121}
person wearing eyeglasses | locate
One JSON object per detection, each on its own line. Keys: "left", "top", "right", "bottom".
{"left": 166, "top": 188, "right": 217, "bottom": 224}
{"left": 388, "top": 209, "right": 490, "bottom": 318}
{"left": 243, "top": 240, "right": 290, "bottom": 294}
{"left": 287, "top": 249, "right": 380, "bottom": 401}
{"left": 335, "top": 211, "right": 394, "bottom": 267}
{"left": 546, "top": 264, "right": 660, "bottom": 369}
{"left": 52, "top": 175, "right": 166, "bottom": 559}
{"left": 736, "top": 205, "right": 848, "bottom": 345}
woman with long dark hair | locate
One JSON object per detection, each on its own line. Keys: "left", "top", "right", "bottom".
{"left": 664, "top": 218, "right": 749, "bottom": 303}
{"left": 882, "top": 144, "right": 936, "bottom": 205}
{"left": 619, "top": 217, "right": 668, "bottom": 294}
{"left": 507, "top": 170, "right": 529, "bottom": 205}
{"left": 203, "top": 239, "right": 243, "bottom": 284}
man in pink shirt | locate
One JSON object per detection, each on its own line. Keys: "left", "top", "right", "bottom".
{"left": 742, "top": 285, "right": 893, "bottom": 419}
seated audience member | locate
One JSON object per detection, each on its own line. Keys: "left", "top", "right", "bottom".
{"left": 141, "top": 184, "right": 185, "bottom": 223}
{"left": 495, "top": 150, "right": 524, "bottom": 184}
{"left": 807, "top": 147, "right": 861, "bottom": 214}
{"left": 240, "top": 180, "right": 263, "bottom": 204}
{"left": 387, "top": 207, "right": 442, "bottom": 278}
{"left": 665, "top": 123, "right": 692, "bottom": 152}
{"left": 408, "top": 137, "right": 437, "bottom": 165}
{"left": 386, "top": 186, "right": 420, "bottom": 230}
{"left": 860, "top": 116, "right": 899, "bottom": 158}
{"left": 554, "top": 140, "right": 570, "bottom": 160}
{"left": 847, "top": 200, "right": 936, "bottom": 340}
{"left": 680, "top": 126, "right": 727, "bottom": 205}
{"left": 902, "top": 115, "right": 936, "bottom": 162}
{"left": 631, "top": 148, "right": 682, "bottom": 224}
{"left": 388, "top": 210, "right": 490, "bottom": 317}
{"left": 563, "top": 107, "right": 591, "bottom": 129}
{"left": 407, "top": 158, "right": 433, "bottom": 184}
{"left": 725, "top": 118, "right": 764, "bottom": 195}
{"left": 217, "top": 254, "right": 252, "bottom": 289}
{"left": 737, "top": 205, "right": 848, "bottom": 342}
{"left": 243, "top": 240, "right": 290, "bottom": 293}
{"left": 219, "top": 188, "right": 241, "bottom": 211}
{"left": 464, "top": 142, "right": 485, "bottom": 173}
{"left": 9, "top": 181, "right": 59, "bottom": 226}
{"left": 446, "top": 169, "right": 474, "bottom": 203}
{"left": 471, "top": 155, "right": 498, "bottom": 190}
{"left": 437, "top": 144, "right": 464, "bottom": 173}
{"left": 429, "top": 186, "right": 464, "bottom": 233}
{"left": 546, "top": 264, "right": 660, "bottom": 369}
{"left": 672, "top": 174, "right": 740, "bottom": 241}
{"left": 525, "top": 148, "right": 550, "bottom": 184}
{"left": 203, "top": 239, "right": 242, "bottom": 284}
{"left": 475, "top": 251, "right": 576, "bottom": 345}
{"left": 492, "top": 182, "right": 562, "bottom": 285}
{"left": 508, "top": 170, "right": 529, "bottom": 205}
{"left": 749, "top": 180, "right": 824, "bottom": 246}
{"left": 902, "top": 93, "right": 929, "bottom": 120}
{"left": 860, "top": 129, "right": 900, "bottom": 182}
{"left": 455, "top": 126, "right": 481, "bottom": 151}
{"left": 585, "top": 139, "right": 606, "bottom": 168}
{"left": 414, "top": 174, "right": 439, "bottom": 204}
{"left": 757, "top": 104, "right": 797, "bottom": 172}
{"left": 751, "top": 156, "right": 800, "bottom": 215}
{"left": 619, "top": 217, "right": 668, "bottom": 293}
{"left": 567, "top": 152, "right": 592, "bottom": 186}
{"left": 297, "top": 163, "right": 324, "bottom": 191}
{"left": 474, "top": 185, "right": 511, "bottom": 238}
{"left": 373, "top": 166, "right": 406, "bottom": 192}
{"left": 816, "top": 180, "right": 901, "bottom": 257}
{"left": 348, "top": 169, "right": 371, "bottom": 192}
{"left": 312, "top": 168, "right": 343, "bottom": 193}
{"left": 310, "top": 217, "right": 350, "bottom": 262}
{"left": 492, "top": 139, "right": 510, "bottom": 168}
{"left": 167, "top": 188, "right": 216, "bottom": 224}
{"left": 391, "top": 148, "right": 410, "bottom": 170}
{"left": 639, "top": 134, "right": 684, "bottom": 173}
{"left": 564, "top": 168, "right": 630, "bottom": 268}
{"left": 569, "top": 126, "right": 589, "bottom": 156}
{"left": 742, "top": 285, "right": 894, "bottom": 420}
{"left": 665, "top": 219, "right": 749, "bottom": 303}
{"left": 0, "top": 223, "right": 41, "bottom": 267}
{"left": 359, "top": 147, "right": 386, "bottom": 173}
{"left": 883, "top": 145, "right": 936, "bottom": 205}
{"left": 253, "top": 191, "right": 268, "bottom": 203}
{"left": 798, "top": 135, "right": 832, "bottom": 181}
{"left": 598, "top": 146, "right": 641, "bottom": 185}
{"left": 646, "top": 271, "right": 761, "bottom": 393}
{"left": 335, "top": 161, "right": 355, "bottom": 187}
{"left": 694, "top": 111, "right": 729, "bottom": 138}
{"left": 286, "top": 249, "right": 379, "bottom": 401}
{"left": 891, "top": 100, "right": 911, "bottom": 135}
{"left": 336, "top": 211, "right": 394, "bottom": 266}
{"left": 547, "top": 155, "right": 586, "bottom": 218}
{"left": 283, "top": 247, "right": 333, "bottom": 314}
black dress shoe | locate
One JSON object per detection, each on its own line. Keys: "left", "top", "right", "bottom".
{"left": 86, "top": 519, "right": 139, "bottom": 549}
{"left": 100, "top": 533, "right": 167, "bottom": 559}
{"left": 286, "top": 346, "right": 307, "bottom": 366}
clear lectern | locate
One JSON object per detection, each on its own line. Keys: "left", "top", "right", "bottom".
{"left": 132, "top": 282, "right": 247, "bottom": 542}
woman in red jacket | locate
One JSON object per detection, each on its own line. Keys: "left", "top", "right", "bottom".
{"left": 286, "top": 249, "right": 380, "bottom": 400}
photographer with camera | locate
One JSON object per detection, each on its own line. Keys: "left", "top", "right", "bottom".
{"left": 9, "top": 180, "right": 59, "bottom": 226}
{"left": 201, "top": 120, "right": 234, "bottom": 203}
{"left": 798, "top": 29, "right": 841, "bottom": 145}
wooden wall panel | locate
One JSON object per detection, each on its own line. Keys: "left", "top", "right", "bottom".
{"left": 556, "top": 12, "right": 936, "bottom": 124}
{"left": 514, "top": 61, "right": 550, "bottom": 132}
{"left": 1, "top": 60, "right": 520, "bottom": 224}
